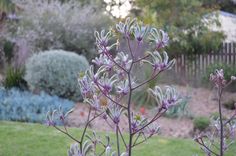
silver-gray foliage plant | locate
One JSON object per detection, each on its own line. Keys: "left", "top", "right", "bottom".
{"left": 25, "top": 50, "right": 89, "bottom": 101}
{"left": 6, "top": 0, "right": 111, "bottom": 60}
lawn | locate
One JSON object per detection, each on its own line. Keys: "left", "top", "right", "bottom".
{"left": 0, "top": 121, "right": 235, "bottom": 156}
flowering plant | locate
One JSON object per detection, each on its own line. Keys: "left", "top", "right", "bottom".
{"left": 194, "top": 69, "right": 236, "bottom": 156}
{"left": 47, "top": 18, "right": 180, "bottom": 156}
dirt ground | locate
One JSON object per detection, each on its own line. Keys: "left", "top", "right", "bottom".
{"left": 66, "top": 85, "right": 236, "bottom": 138}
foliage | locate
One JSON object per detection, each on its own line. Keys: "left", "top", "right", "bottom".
{"left": 4, "top": 0, "right": 111, "bottom": 60}
{"left": 132, "top": 0, "right": 224, "bottom": 56}
{"left": 3, "top": 65, "right": 26, "bottom": 89}
{"left": 0, "top": 87, "right": 74, "bottom": 123}
{"left": 202, "top": 0, "right": 236, "bottom": 14}
{"left": 223, "top": 99, "right": 235, "bottom": 110}
{"left": 24, "top": 50, "right": 89, "bottom": 101}
{"left": 210, "top": 112, "right": 227, "bottom": 121}
{"left": 46, "top": 18, "right": 181, "bottom": 156}
{"left": 0, "top": 0, "right": 15, "bottom": 13}
{"left": 165, "top": 96, "right": 191, "bottom": 118}
{"left": 3, "top": 40, "right": 14, "bottom": 62}
{"left": 193, "top": 116, "right": 210, "bottom": 131}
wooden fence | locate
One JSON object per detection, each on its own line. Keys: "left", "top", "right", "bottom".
{"left": 174, "top": 42, "right": 236, "bottom": 80}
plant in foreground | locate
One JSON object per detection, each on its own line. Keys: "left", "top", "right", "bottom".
{"left": 47, "top": 18, "right": 180, "bottom": 156}
{"left": 194, "top": 70, "right": 236, "bottom": 156}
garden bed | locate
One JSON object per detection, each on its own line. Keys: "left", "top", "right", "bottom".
{"left": 67, "top": 85, "right": 236, "bottom": 138}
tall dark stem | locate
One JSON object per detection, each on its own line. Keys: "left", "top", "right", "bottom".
{"left": 116, "top": 125, "right": 121, "bottom": 156}
{"left": 126, "top": 35, "right": 135, "bottom": 156}
{"left": 80, "top": 107, "right": 91, "bottom": 152}
{"left": 218, "top": 88, "right": 223, "bottom": 156}
{"left": 127, "top": 73, "right": 133, "bottom": 156}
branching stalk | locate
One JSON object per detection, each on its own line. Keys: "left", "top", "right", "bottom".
{"left": 218, "top": 88, "right": 224, "bottom": 156}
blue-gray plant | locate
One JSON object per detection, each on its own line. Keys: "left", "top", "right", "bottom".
{"left": 0, "top": 87, "right": 74, "bottom": 123}
{"left": 24, "top": 50, "right": 89, "bottom": 101}
{"left": 47, "top": 18, "right": 181, "bottom": 156}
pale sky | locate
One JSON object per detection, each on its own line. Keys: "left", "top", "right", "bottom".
{"left": 104, "top": 0, "right": 132, "bottom": 18}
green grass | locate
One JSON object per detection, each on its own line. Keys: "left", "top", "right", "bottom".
{"left": 0, "top": 121, "right": 236, "bottom": 156}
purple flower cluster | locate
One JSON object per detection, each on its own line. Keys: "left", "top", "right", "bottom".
{"left": 47, "top": 18, "right": 181, "bottom": 156}
{"left": 210, "top": 69, "right": 227, "bottom": 88}
{"left": 149, "top": 86, "right": 180, "bottom": 110}
{"left": 149, "top": 28, "right": 169, "bottom": 50}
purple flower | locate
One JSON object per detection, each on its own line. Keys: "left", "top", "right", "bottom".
{"left": 107, "top": 104, "right": 123, "bottom": 125}
{"left": 116, "top": 18, "right": 136, "bottom": 37}
{"left": 161, "top": 98, "right": 178, "bottom": 110}
{"left": 131, "top": 122, "right": 138, "bottom": 132}
{"left": 113, "top": 116, "right": 120, "bottom": 124}
{"left": 98, "top": 74, "right": 117, "bottom": 94}
{"left": 102, "top": 114, "right": 108, "bottom": 120}
{"left": 142, "top": 51, "right": 175, "bottom": 72}
{"left": 148, "top": 86, "right": 180, "bottom": 110}
{"left": 133, "top": 25, "right": 149, "bottom": 43}
{"left": 148, "top": 124, "right": 160, "bottom": 136}
{"left": 116, "top": 79, "right": 130, "bottom": 95}
{"left": 114, "top": 52, "right": 132, "bottom": 71}
{"left": 92, "top": 54, "right": 113, "bottom": 71}
{"left": 149, "top": 28, "right": 169, "bottom": 50}
{"left": 94, "top": 30, "right": 111, "bottom": 48}
{"left": 210, "top": 69, "right": 227, "bottom": 88}
{"left": 85, "top": 95, "right": 101, "bottom": 110}
{"left": 45, "top": 120, "right": 56, "bottom": 127}
{"left": 78, "top": 75, "right": 94, "bottom": 98}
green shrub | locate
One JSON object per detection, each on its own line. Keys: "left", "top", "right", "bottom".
{"left": 223, "top": 99, "right": 235, "bottom": 110}
{"left": 3, "top": 40, "right": 15, "bottom": 63}
{"left": 210, "top": 112, "right": 227, "bottom": 120}
{"left": 24, "top": 50, "right": 89, "bottom": 101}
{"left": 202, "top": 63, "right": 236, "bottom": 91}
{"left": 193, "top": 116, "right": 210, "bottom": 131}
{"left": 210, "top": 112, "right": 220, "bottom": 120}
{"left": 4, "top": 66, "right": 27, "bottom": 89}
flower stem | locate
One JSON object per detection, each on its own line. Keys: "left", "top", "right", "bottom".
{"left": 218, "top": 88, "right": 224, "bottom": 156}
{"left": 127, "top": 73, "right": 133, "bottom": 156}
{"left": 80, "top": 107, "right": 91, "bottom": 151}
{"left": 116, "top": 125, "right": 121, "bottom": 156}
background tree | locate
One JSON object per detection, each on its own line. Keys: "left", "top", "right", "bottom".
{"left": 132, "top": 0, "right": 225, "bottom": 56}
{"left": 202, "top": 0, "right": 236, "bottom": 14}
{"left": 0, "top": 0, "right": 16, "bottom": 68}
